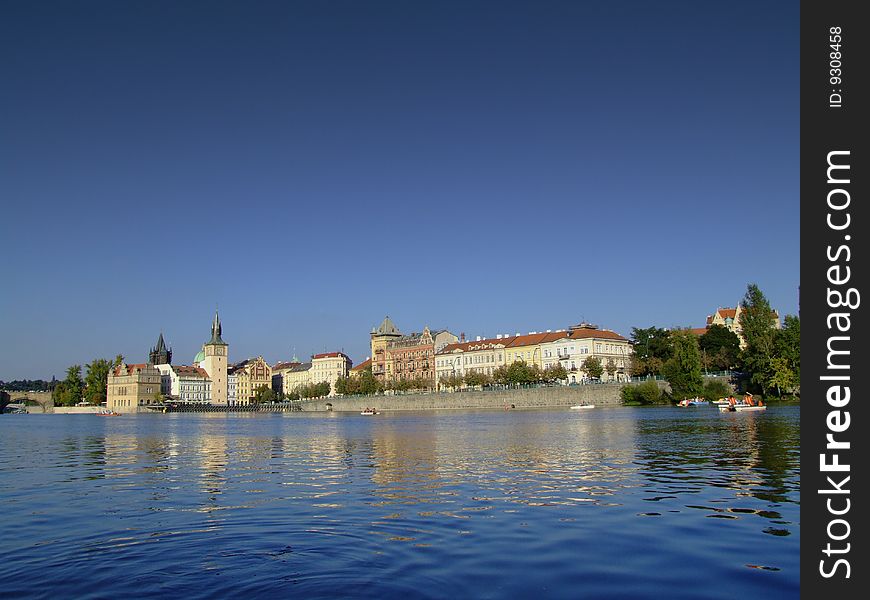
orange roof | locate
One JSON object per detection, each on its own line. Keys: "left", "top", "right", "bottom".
{"left": 112, "top": 363, "right": 150, "bottom": 376}
{"left": 506, "top": 331, "right": 569, "bottom": 347}
{"left": 688, "top": 327, "right": 708, "bottom": 337}
{"left": 272, "top": 361, "right": 301, "bottom": 371}
{"left": 439, "top": 338, "right": 510, "bottom": 354}
{"left": 350, "top": 358, "right": 372, "bottom": 372}
{"left": 172, "top": 365, "right": 209, "bottom": 378}
{"left": 717, "top": 308, "right": 737, "bottom": 319}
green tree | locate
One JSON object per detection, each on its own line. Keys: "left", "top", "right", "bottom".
{"left": 253, "top": 385, "right": 277, "bottom": 404}
{"left": 53, "top": 365, "right": 84, "bottom": 406}
{"left": 463, "top": 371, "right": 491, "bottom": 387}
{"left": 358, "top": 368, "right": 383, "bottom": 395}
{"left": 768, "top": 357, "right": 797, "bottom": 397}
{"left": 774, "top": 315, "right": 800, "bottom": 390}
{"left": 543, "top": 363, "right": 567, "bottom": 383}
{"left": 582, "top": 356, "right": 604, "bottom": 380}
{"left": 84, "top": 358, "right": 113, "bottom": 405}
{"left": 661, "top": 330, "right": 703, "bottom": 399}
{"left": 739, "top": 283, "right": 779, "bottom": 393}
{"left": 698, "top": 325, "right": 741, "bottom": 371}
{"left": 701, "top": 379, "right": 731, "bottom": 402}
{"left": 630, "top": 327, "right": 672, "bottom": 376}
{"left": 620, "top": 380, "right": 663, "bottom": 405}
{"left": 605, "top": 359, "right": 618, "bottom": 380}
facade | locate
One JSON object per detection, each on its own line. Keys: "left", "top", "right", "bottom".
{"left": 106, "top": 362, "right": 162, "bottom": 413}
{"left": 283, "top": 362, "right": 312, "bottom": 395}
{"left": 149, "top": 333, "right": 172, "bottom": 365}
{"left": 311, "top": 352, "right": 352, "bottom": 396}
{"left": 227, "top": 369, "right": 239, "bottom": 405}
{"left": 435, "top": 338, "right": 509, "bottom": 389}
{"left": 385, "top": 327, "right": 458, "bottom": 385}
{"left": 370, "top": 316, "right": 402, "bottom": 381}
{"left": 541, "top": 324, "right": 632, "bottom": 383}
{"left": 232, "top": 356, "right": 272, "bottom": 405}
{"left": 271, "top": 360, "right": 301, "bottom": 397}
{"left": 197, "top": 311, "right": 229, "bottom": 405}
{"left": 349, "top": 358, "right": 372, "bottom": 377}
{"left": 705, "top": 306, "right": 782, "bottom": 348}
{"left": 504, "top": 331, "right": 568, "bottom": 368}
{"left": 156, "top": 364, "right": 211, "bottom": 402}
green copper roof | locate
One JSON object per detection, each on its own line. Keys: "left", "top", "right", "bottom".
{"left": 194, "top": 349, "right": 205, "bottom": 364}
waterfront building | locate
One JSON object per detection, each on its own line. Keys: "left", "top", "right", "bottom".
{"left": 155, "top": 364, "right": 211, "bottom": 402}
{"left": 705, "top": 306, "right": 781, "bottom": 348}
{"left": 504, "top": 331, "right": 568, "bottom": 368}
{"left": 148, "top": 333, "right": 172, "bottom": 366}
{"left": 370, "top": 316, "right": 402, "bottom": 381}
{"left": 195, "top": 311, "right": 229, "bottom": 405}
{"left": 435, "top": 337, "right": 508, "bottom": 389}
{"left": 227, "top": 368, "right": 239, "bottom": 405}
{"left": 384, "top": 327, "right": 456, "bottom": 385}
{"left": 349, "top": 357, "right": 371, "bottom": 377}
{"left": 283, "top": 362, "right": 312, "bottom": 396}
{"left": 232, "top": 356, "right": 272, "bottom": 405}
{"left": 106, "top": 362, "right": 162, "bottom": 413}
{"left": 311, "top": 352, "right": 352, "bottom": 396}
{"left": 541, "top": 323, "right": 632, "bottom": 383}
{"left": 271, "top": 360, "right": 301, "bottom": 398}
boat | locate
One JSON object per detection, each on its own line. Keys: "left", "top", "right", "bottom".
{"left": 570, "top": 404, "right": 595, "bottom": 410}
{"left": 96, "top": 409, "right": 121, "bottom": 416}
{"left": 677, "top": 397, "right": 709, "bottom": 407}
{"left": 360, "top": 409, "right": 379, "bottom": 415}
{"left": 718, "top": 394, "right": 766, "bottom": 413}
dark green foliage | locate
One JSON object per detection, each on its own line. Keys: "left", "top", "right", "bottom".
{"left": 52, "top": 365, "right": 84, "bottom": 406}
{"left": 542, "top": 364, "right": 567, "bottom": 383}
{"left": 661, "top": 330, "right": 703, "bottom": 399}
{"left": 701, "top": 379, "right": 731, "bottom": 402}
{"left": 698, "top": 325, "right": 741, "bottom": 371}
{"left": 739, "top": 283, "right": 779, "bottom": 394}
{"left": 582, "top": 356, "right": 604, "bottom": 380}
{"left": 629, "top": 327, "right": 672, "bottom": 376}
{"left": 463, "top": 371, "right": 491, "bottom": 387}
{"left": 0, "top": 379, "right": 53, "bottom": 392}
{"left": 83, "top": 359, "right": 113, "bottom": 405}
{"left": 620, "top": 380, "right": 663, "bottom": 405}
{"left": 253, "top": 385, "right": 277, "bottom": 404}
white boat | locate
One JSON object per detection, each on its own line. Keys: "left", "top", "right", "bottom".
{"left": 360, "top": 409, "right": 379, "bottom": 415}
{"left": 570, "top": 404, "right": 595, "bottom": 410}
{"left": 719, "top": 403, "right": 766, "bottom": 413}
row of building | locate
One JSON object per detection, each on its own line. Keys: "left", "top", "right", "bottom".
{"left": 106, "top": 302, "right": 780, "bottom": 413}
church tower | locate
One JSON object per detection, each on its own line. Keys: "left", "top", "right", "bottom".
{"left": 201, "top": 310, "right": 228, "bottom": 405}
{"left": 149, "top": 333, "right": 172, "bottom": 365}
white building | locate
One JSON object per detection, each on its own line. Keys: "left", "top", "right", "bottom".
{"left": 156, "top": 364, "right": 212, "bottom": 403}
{"left": 311, "top": 352, "right": 352, "bottom": 396}
{"left": 435, "top": 338, "right": 508, "bottom": 389}
{"left": 541, "top": 324, "right": 632, "bottom": 383}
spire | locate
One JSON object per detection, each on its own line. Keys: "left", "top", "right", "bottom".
{"left": 156, "top": 332, "right": 166, "bottom": 353}
{"left": 207, "top": 310, "right": 227, "bottom": 345}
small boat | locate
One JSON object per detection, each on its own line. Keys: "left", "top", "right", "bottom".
{"left": 96, "top": 409, "right": 121, "bottom": 416}
{"left": 677, "top": 397, "right": 709, "bottom": 407}
{"left": 570, "top": 404, "right": 595, "bottom": 410}
{"left": 360, "top": 409, "right": 379, "bottom": 415}
{"left": 718, "top": 393, "right": 765, "bottom": 413}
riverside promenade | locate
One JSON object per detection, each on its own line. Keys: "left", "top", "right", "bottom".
{"left": 302, "top": 382, "right": 661, "bottom": 412}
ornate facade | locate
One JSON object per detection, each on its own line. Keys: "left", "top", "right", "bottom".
{"left": 231, "top": 356, "right": 272, "bottom": 405}
{"left": 106, "top": 362, "right": 162, "bottom": 413}
{"left": 370, "top": 316, "right": 402, "bottom": 380}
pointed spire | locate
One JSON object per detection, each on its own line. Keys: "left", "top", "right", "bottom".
{"left": 156, "top": 332, "right": 166, "bottom": 353}
{"left": 207, "top": 309, "right": 227, "bottom": 345}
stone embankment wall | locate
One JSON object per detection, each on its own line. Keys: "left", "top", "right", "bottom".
{"left": 302, "top": 382, "right": 666, "bottom": 412}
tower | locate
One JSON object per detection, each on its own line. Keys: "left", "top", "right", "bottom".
{"left": 370, "top": 316, "right": 401, "bottom": 381}
{"left": 149, "top": 332, "right": 172, "bottom": 365}
{"left": 201, "top": 310, "right": 228, "bottom": 405}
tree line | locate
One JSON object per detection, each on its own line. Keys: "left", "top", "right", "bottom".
{"left": 52, "top": 355, "right": 125, "bottom": 406}
{"left": 623, "top": 283, "right": 799, "bottom": 402}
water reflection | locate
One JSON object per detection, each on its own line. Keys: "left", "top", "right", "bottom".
{"left": 0, "top": 408, "right": 800, "bottom": 599}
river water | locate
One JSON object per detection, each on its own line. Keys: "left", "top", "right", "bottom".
{"left": 0, "top": 406, "right": 799, "bottom": 599}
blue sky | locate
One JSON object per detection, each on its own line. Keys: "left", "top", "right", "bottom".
{"left": 0, "top": 1, "right": 799, "bottom": 380}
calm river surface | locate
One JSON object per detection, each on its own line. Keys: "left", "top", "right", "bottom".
{"left": 0, "top": 406, "right": 799, "bottom": 599}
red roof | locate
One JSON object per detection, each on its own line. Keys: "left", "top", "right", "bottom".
{"left": 272, "top": 361, "right": 301, "bottom": 371}
{"left": 172, "top": 365, "right": 209, "bottom": 378}
{"left": 111, "top": 363, "right": 150, "bottom": 376}
{"left": 313, "top": 352, "right": 349, "bottom": 360}
{"left": 688, "top": 327, "right": 709, "bottom": 337}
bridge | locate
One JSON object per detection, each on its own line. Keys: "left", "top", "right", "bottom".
{"left": 0, "top": 390, "right": 53, "bottom": 413}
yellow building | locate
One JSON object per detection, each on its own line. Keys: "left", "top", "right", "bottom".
{"left": 195, "top": 311, "right": 229, "bottom": 405}
{"left": 232, "top": 356, "right": 272, "bottom": 405}
{"left": 106, "top": 362, "right": 162, "bottom": 413}
{"left": 504, "top": 331, "right": 568, "bottom": 368}
{"left": 706, "top": 306, "right": 781, "bottom": 349}
{"left": 370, "top": 316, "right": 402, "bottom": 381}
{"left": 282, "top": 362, "right": 312, "bottom": 396}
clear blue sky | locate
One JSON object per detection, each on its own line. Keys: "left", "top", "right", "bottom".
{"left": 1, "top": 1, "right": 799, "bottom": 380}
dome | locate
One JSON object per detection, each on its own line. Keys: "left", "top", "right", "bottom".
{"left": 193, "top": 349, "right": 205, "bottom": 364}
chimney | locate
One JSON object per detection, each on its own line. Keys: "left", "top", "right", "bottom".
{"left": 476, "top": 336, "right": 481, "bottom": 341}
{"left": 460, "top": 332, "right": 466, "bottom": 342}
